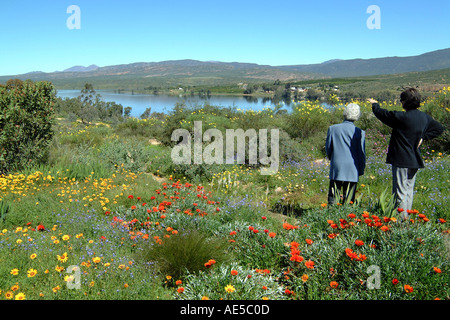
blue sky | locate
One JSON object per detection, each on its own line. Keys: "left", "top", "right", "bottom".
{"left": 0, "top": 0, "right": 449, "bottom": 76}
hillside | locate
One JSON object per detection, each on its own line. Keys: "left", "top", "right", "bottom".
{"left": 278, "top": 48, "right": 450, "bottom": 77}
{"left": 0, "top": 60, "right": 322, "bottom": 90}
{"left": 0, "top": 48, "right": 449, "bottom": 90}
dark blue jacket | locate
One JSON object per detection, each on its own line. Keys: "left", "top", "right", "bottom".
{"left": 372, "top": 103, "right": 444, "bottom": 168}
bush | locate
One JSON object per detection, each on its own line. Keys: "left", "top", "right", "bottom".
{"left": 0, "top": 80, "right": 56, "bottom": 173}
{"left": 137, "top": 228, "right": 231, "bottom": 280}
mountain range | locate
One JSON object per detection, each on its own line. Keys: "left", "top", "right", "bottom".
{"left": 1, "top": 48, "right": 449, "bottom": 89}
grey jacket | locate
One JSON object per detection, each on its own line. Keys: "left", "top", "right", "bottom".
{"left": 326, "top": 120, "right": 366, "bottom": 182}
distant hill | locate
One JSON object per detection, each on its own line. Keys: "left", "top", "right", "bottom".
{"left": 278, "top": 48, "right": 450, "bottom": 77}
{"left": 62, "top": 65, "right": 99, "bottom": 72}
{"left": 0, "top": 60, "right": 321, "bottom": 89}
{"left": 1, "top": 48, "right": 449, "bottom": 89}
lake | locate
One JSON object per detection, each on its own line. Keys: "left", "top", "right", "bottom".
{"left": 56, "top": 90, "right": 292, "bottom": 118}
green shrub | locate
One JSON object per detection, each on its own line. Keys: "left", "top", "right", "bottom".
{"left": 137, "top": 228, "right": 231, "bottom": 280}
{"left": 0, "top": 80, "right": 56, "bottom": 173}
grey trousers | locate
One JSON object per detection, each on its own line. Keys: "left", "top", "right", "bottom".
{"left": 392, "top": 166, "right": 418, "bottom": 218}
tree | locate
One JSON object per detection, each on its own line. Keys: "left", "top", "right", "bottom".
{"left": 140, "top": 107, "right": 152, "bottom": 119}
{"left": 124, "top": 106, "right": 132, "bottom": 117}
{"left": 77, "top": 83, "right": 102, "bottom": 124}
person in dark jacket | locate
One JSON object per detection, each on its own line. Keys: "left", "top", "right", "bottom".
{"left": 368, "top": 88, "right": 444, "bottom": 220}
{"left": 326, "top": 103, "right": 366, "bottom": 205}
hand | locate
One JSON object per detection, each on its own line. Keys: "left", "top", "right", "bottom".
{"left": 367, "top": 98, "right": 378, "bottom": 103}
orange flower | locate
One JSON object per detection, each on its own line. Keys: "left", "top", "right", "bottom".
{"left": 290, "top": 241, "right": 300, "bottom": 248}
{"left": 330, "top": 281, "right": 339, "bottom": 289}
{"left": 305, "top": 238, "right": 313, "bottom": 245}
{"left": 301, "top": 274, "right": 309, "bottom": 282}
{"left": 283, "top": 222, "right": 298, "bottom": 230}
{"left": 268, "top": 232, "right": 276, "bottom": 238}
{"left": 177, "top": 287, "right": 184, "bottom": 293}
{"left": 204, "top": 259, "right": 216, "bottom": 268}
{"left": 433, "top": 267, "right": 442, "bottom": 273}
{"left": 305, "top": 260, "right": 315, "bottom": 269}
{"left": 290, "top": 255, "right": 304, "bottom": 263}
{"left": 355, "top": 239, "right": 364, "bottom": 246}
{"left": 231, "top": 270, "right": 238, "bottom": 276}
{"left": 404, "top": 285, "right": 414, "bottom": 293}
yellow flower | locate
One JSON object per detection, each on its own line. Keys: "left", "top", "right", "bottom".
{"left": 57, "top": 252, "right": 68, "bottom": 263}
{"left": 5, "top": 291, "right": 14, "bottom": 299}
{"left": 64, "top": 275, "right": 74, "bottom": 282}
{"left": 92, "top": 257, "right": 101, "bottom": 264}
{"left": 27, "top": 268, "right": 37, "bottom": 278}
{"left": 10, "top": 268, "right": 19, "bottom": 276}
{"left": 118, "top": 264, "right": 125, "bottom": 269}
{"left": 30, "top": 253, "right": 37, "bottom": 260}
{"left": 201, "top": 296, "right": 209, "bottom": 300}
{"left": 225, "top": 284, "right": 235, "bottom": 293}
{"left": 16, "top": 239, "right": 22, "bottom": 244}
{"left": 52, "top": 286, "right": 60, "bottom": 293}
{"left": 15, "top": 292, "right": 26, "bottom": 300}
{"left": 11, "top": 284, "right": 19, "bottom": 291}
{"left": 55, "top": 265, "right": 65, "bottom": 273}
{"left": 62, "top": 235, "right": 70, "bottom": 241}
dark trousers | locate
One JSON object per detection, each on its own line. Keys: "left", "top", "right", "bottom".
{"left": 328, "top": 180, "right": 357, "bottom": 205}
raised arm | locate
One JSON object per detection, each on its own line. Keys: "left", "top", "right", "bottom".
{"left": 371, "top": 102, "right": 402, "bottom": 128}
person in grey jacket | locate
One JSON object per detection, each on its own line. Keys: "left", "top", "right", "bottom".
{"left": 326, "top": 103, "right": 366, "bottom": 205}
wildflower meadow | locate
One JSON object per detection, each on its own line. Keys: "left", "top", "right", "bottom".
{"left": 0, "top": 82, "right": 448, "bottom": 303}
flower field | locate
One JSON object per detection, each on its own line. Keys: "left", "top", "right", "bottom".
{"left": 0, "top": 156, "right": 448, "bottom": 300}
{"left": 0, "top": 88, "right": 449, "bottom": 301}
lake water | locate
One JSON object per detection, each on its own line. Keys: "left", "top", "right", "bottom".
{"left": 56, "top": 90, "right": 291, "bottom": 118}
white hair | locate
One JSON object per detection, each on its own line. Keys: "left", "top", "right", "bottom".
{"left": 343, "top": 103, "right": 361, "bottom": 121}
